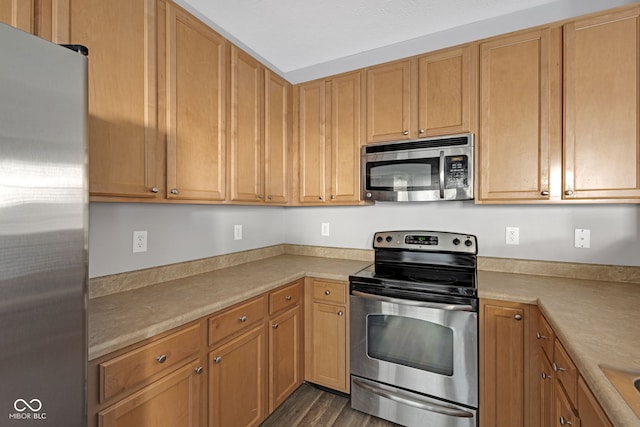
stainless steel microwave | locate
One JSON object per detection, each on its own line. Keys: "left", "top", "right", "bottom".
{"left": 362, "top": 133, "right": 474, "bottom": 202}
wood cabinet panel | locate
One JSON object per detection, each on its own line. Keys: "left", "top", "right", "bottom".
{"left": 264, "top": 70, "right": 290, "bottom": 204}
{"left": 0, "top": 0, "right": 33, "bottom": 32}
{"left": 297, "top": 80, "right": 326, "bottom": 203}
{"left": 208, "top": 296, "right": 266, "bottom": 347}
{"left": 564, "top": 7, "right": 640, "bottom": 200}
{"left": 229, "top": 46, "right": 263, "bottom": 202}
{"left": 71, "top": 0, "right": 160, "bottom": 199}
{"left": 478, "top": 28, "right": 560, "bottom": 202}
{"left": 578, "top": 376, "right": 613, "bottom": 427}
{"left": 209, "top": 324, "right": 267, "bottom": 427}
{"left": 555, "top": 380, "right": 581, "bottom": 427}
{"left": 269, "top": 305, "right": 302, "bottom": 412}
{"left": 366, "top": 59, "right": 414, "bottom": 143}
{"left": 163, "top": 2, "right": 226, "bottom": 201}
{"left": 309, "top": 302, "right": 347, "bottom": 392}
{"left": 98, "top": 358, "right": 204, "bottom": 427}
{"left": 269, "top": 280, "right": 302, "bottom": 315}
{"left": 312, "top": 279, "right": 347, "bottom": 304}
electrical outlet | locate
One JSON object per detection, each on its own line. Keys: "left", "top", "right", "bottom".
{"left": 133, "top": 230, "right": 147, "bottom": 253}
{"left": 574, "top": 228, "right": 590, "bottom": 248}
{"left": 321, "top": 223, "right": 330, "bottom": 237}
{"left": 234, "top": 225, "right": 243, "bottom": 241}
{"left": 506, "top": 227, "right": 519, "bottom": 245}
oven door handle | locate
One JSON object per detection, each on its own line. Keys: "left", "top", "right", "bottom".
{"left": 352, "top": 377, "right": 474, "bottom": 418}
{"left": 351, "top": 290, "right": 474, "bottom": 312}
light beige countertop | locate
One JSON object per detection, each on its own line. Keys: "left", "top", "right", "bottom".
{"left": 88, "top": 253, "right": 640, "bottom": 426}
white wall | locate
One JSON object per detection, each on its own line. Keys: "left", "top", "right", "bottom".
{"left": 283, "top": 203, "right": 640, "bottom": 267}
{"left": 88, "top": 202, "right": 640, "bottom": 278}
{"left": 88, "top": 203, "right": 286, "bottom": 278}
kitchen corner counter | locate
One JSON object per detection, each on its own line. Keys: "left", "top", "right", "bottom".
{"left": 479, "top": 270, "right": 640, "bottom": 427}
{"left": 88, "top": 255, "right": 370, "bottom": 361}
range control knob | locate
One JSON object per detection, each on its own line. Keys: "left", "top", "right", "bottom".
{"left": 452, "top": 238, "right": 461, "bottom": 246}
{"left": 386, "top": 236, "right": 393, "bottom": 243}
{"left": 464, "top": 239, "right": 473, "bottom": 247}
{"left": 376, "top": 236, "right": 383, "bottom": 243}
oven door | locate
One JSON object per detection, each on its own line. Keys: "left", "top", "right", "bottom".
{"left": 350, "top": 290, "right": 478, "bottom": 408}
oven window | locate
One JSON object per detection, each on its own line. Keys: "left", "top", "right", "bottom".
{"left": 367, "top": 159, "right": 439, "bottom": 191}
{"left": 366, "top": 314, "right": 453, "bottom": 376}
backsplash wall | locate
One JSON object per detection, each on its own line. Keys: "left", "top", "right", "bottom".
{"left": 89, "top": 202, "right": 640, "bottom": 278}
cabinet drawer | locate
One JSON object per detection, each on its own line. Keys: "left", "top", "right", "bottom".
{"left": 536, "top": 312, "right": 555, "bottom": 362}
{"left": 209, "top": 296, "right": 266, "bottom": 347}
{"left": 270, "top": 280, "right": 303, "bottom": 315}
{"left": 554, "top": 340, "right": 578, "bottom": 407}
{"left": 312, "top": 280, "right": 347, "bottom": 305}
{"left": 100, "top": 323, "right": 201, "bottom": 402}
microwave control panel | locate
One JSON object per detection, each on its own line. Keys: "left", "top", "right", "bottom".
{"left": 445, "top": 155, "right": 469, "bottom": 189}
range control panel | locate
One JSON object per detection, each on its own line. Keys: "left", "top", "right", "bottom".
{"left": 373, "top": 230, "right": 477, "bottom": 254}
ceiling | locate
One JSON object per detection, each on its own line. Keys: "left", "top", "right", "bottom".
{"left": 174, "top": 0, "right": 632, "bottom": 83}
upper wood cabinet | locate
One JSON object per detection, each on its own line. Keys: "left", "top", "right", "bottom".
{"left": 477, "top": 28, "right": 561, "bottom": 203}
{"left": 70, "top": 0, "right": 161, "bottom": 199}
{"left": 296, "top": 71, "right": 364, "bottom": 205}
{"left": 161, "top": 1, "right": 227, "bottom": 201}
{"left": 366, "top": 45, "right": 476, "bottom": 143}
{"left": 228, "top": 46, "right": 264, "bottom": 203}
{"left": 564, "top": 6, "right": 640, "bottom": 201}
{"left": 263, "top": 70, "right": 291, "bottom": 204}
{"left": 0, "top": 0, "right": 66, "bottom": 41}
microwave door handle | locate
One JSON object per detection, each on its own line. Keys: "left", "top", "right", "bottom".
{"left": 439, "top": 150, "right": 445, "bottom": 199}
{"left": 352, "top": 377, "right": 474, "bottom": 418}
{"left": 351, "top": 290, "right": 474, "bottom": 312}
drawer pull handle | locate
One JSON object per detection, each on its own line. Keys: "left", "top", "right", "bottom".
{"left": 536, "top": 332, "right": 547, "bottom": 340}
{"left": 195, "top": 367, "right": 203, "bottom": 375}
{"left": 324, "top": 290, "right": 331, "bottom": 295}
{"left": 156, "top": 354, "right": 167, "bottom": 364}
{"left": 514, "top": 314, "right": 522, "bottom": 320}
{"left": 559, "top": 416, "right": 572, "bottom": 426}
{"left": 239, "top": 316, "right": 247, "bottom": 323}
{"left": 338, "top": 311, "right": 344, "bottom": 316}
{"left": 272, "top": 323, "right": 279, "bottom": 329}
{"left": 214, "top": 356, "right": 222, "bottom": 364}
{"left": 552, "top": 363, "right": 565, "bottom": 373}
{"left": 285, "top": 295, "right": 292, "bottom": 301}
{"left": 541, "top": 372, "right": 552, "bottom": 380}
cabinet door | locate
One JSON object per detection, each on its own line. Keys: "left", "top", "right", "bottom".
{"left": 269, "top": 305, "right": 302, "bottom": 412}
{"left": 366, "top": 59, "right": 414, "bottom": 142}
{"left": 577, "top": 376, "right": 612, "bottom": 427}
{"left": 478, "top": 28, "right": 561, "bottom": 202}
{"left": 418, "top": 44, "right": 476, "bottom": 137}
{"left": 71, "top": 0, "right": 160, "bottom": 199}
{"left": 163, "top": 2, "right": 226, "bottom": 201}
{"left": 539, "top": 353, "right": 555, "bottom": 427}
{"left": 264, "top": 70, "right": 290, "bottom": 204}
{"left": 0, "top": 0, "right": 33, "bottom": 33}
{"left": 327, "top": 71, "right": 364, "bottom": 203}
{"left": 555, "top": 381, "right": 581, "bottom": 427}
{"left": 309, "top": 302, "right": 347, "bottom": 392}
{"left": 209, "top": 324, "right": 267, "bottom": 427}
{"left": 229, "top": 46, "right": 264, "bottom": 202}
{"left": 564, "top": 7, "right": 640, "bottom": 201}
{"left": 297, "top": 80, "right": 327, "bottom": 203}
{"left": 480, "top": 301, "right": 526, "bottom": 426}
{"left": 98, "top": 359, "right": 204, "bottom": 427}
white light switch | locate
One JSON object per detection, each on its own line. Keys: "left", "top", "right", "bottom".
{"left": 321, "top": 223, "right": 330, "bottom": 237}
{"left": 234, "top": 225, "right": 243, "bottom": 241}
{"left": 574, "top": 229, "right": 590, "bottom": 248}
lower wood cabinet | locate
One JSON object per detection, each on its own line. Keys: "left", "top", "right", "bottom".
{"left": 304, "top": 278, "right": 349, "bottom": 393}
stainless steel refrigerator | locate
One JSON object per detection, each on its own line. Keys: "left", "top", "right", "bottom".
{"left": 0, "top": 23, "right": 88, "bottom": 426}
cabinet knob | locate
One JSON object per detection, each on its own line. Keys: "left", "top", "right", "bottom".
{"left": 564, "top": 189, "right": 574, "bottom": 196}
{"left": 213, "top": 356, "right": 222, "bottom": 364}
{"left": 324, "top": 290, "right": 331, "bottom": 295}
{"left": 258, "top": 194, "right": 264, "bottom": 199}
{"left": 195, "top": 366, "right": 204, "bottom": 375}
{"left": 267, "top": 195, "right": 273, "bottom": 200}
{"left": 331, "top": 195, "right": 336, "bottom": 200}
{"left": 552, "top": 362, "right": 565, "bottom": 373}
{"left": 156, "top": 354, "right": 167, "bottom": 364}
{"left": 536, "top": 332, "right": 547, "bottom": 340}
{"left": 541, "top": 190, "right": 550, "bottom": 196}
{"left": 514, "top": 314, "right": 522, "bottom": 321}
{"left": 170, "top": 188, "right": 179, "bottom": 195}
{"left": 318, "top": 196, "right": 323, "bottom": 200}
{"left": 559, "top": 416, "right": 572, "bottom": 426}
{"left": 541, "top": 372, "right": 551, "bottom": 380}
{"left": 272, "top": 323, "right": 279, "bottom": 329}
{"left": 403, "top": 130, "right": 409, "bottom": 136}
{"left": 285, "top": 295, "right": 292, "bottom": 301}
{"left": 419, "top": 128, "right": 425, "bottom": 134}
{"left": 150, "top": 187, "right": 159, "bottom": 193}
{"left": 338, "top": 311, "right": 344, "bottom": 316}
{"left": 239, "top": 315, "right": 247, "bottom": 323}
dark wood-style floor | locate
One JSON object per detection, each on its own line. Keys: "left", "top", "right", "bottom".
{"left": 260, "top": 383, "right": 402, "bottom": 427}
